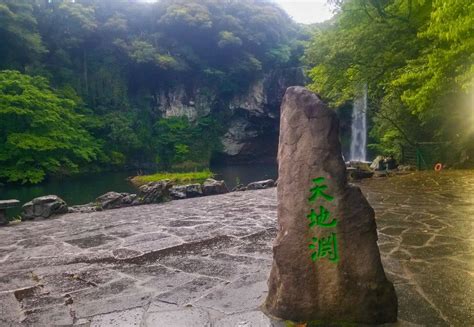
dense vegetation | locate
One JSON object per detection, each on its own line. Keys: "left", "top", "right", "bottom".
{"left": 0, "top": 70, "right": 100, "bottom": 183}
{"left": 305, "top": 0, "right": 474, "bottom": 167}
{"left": 0, "top": 0, "right": 302, "bottom": 183}
{"left": 1, "top": 0, "right": 472, "bottom": 184}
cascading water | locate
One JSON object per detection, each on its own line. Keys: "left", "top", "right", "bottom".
{"left": 350, "top": 84, "right": 367, "bottom": 162}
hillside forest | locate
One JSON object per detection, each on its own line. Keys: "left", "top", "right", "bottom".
{"left": 0, "top": 0, "right": 473, "bottom": 184}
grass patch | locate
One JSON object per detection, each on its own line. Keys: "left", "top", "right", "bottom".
{"left": 130, "top": 169, "right": 214, "bottom": 187}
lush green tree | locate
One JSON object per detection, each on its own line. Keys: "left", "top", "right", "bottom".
{"left": 0, "top": 70, "right": 101, "bottom": 183}
{"left": 305, "top": 0, "right": 431, "bottom": 106}
{"left": 393, "top": 0, "right": 474, "bottom": 115}
{"left": 392, "top": 0, "right": 474, "bottom": 164}
{"left": 305, "top": 0, "right": 474, "bottom": 165}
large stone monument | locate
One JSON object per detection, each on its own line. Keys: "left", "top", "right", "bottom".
{"left": 264, "top": 87, "right": 397, "bottom": 324}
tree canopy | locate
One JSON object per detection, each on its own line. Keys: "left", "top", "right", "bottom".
{"left": 0, "top": 0, "right": 305, "bottom": 184}
{"left": 304, "top": 0, "right": 474, "bottom": 165}
{"left": 0, "top": 70, "right": 100, "bottom": 183}
{"left": 0, "top": 0, "right": 45, "bottom": 70}
{"left": 2, "top": 0, "right": 471, "bottom": 184}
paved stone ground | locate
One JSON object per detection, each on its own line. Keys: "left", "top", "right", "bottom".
{"left": 0, "top": 171, "right": 473, "bottom": 326}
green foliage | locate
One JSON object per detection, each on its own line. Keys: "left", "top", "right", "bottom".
{"left": 154, "top": 116, "right": 222, "bottom": 169}
{"left": 266, "top": 45, "right": 292, "bottom": 65}
{"left": 108, "top": 0, "right": 303, "bottom": 93}
{"left": 305, "top": 0, "right": 431, "bottom": 106}
{"left": 218, "top": 31, "right": 243, "bottom": 48}
{"left": 58, "top": 1, "right": 97, "bottom": 35}
{"left": 393, "top": 0, "right": 474, "bottom": 116}
{"left": 305, "top": 0, "right": 474, "bottom": 164}
{"left": 130, "top": 170, "right": 214, "bottom": 187}
{"left": 101, "top": 113, "right": 142, "bottom": 155}
{"left": 0, "top": 0, "right": 45, "bottom": 69}
{"left": 0, "top": 70, "right": 101, "bottom": 184}
{"left": 0, "top": 0, "right": 307, "bottom": 183}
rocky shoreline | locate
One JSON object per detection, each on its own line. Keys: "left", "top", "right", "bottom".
{"left": 2, "top": 157, "right": 417, "bottom": 225}
{"left": 13, "top": 178, "right": 277, "bottom": 223}
{"left": 3, "top": 156, "right": 414, "bottom": 225}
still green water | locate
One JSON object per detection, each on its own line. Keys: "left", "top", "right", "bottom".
{"left": 0, "top": 171, "right": 137, "bottom": 218}
{"left": 0, "top": 164, "right": 278, "bottom": 219}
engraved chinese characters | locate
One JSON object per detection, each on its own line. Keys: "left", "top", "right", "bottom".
{"left": 264, "top": 87, "right": 397, "bottom": 324}
{"left": 307, "top": 177, "right": 339, "bottom": 263}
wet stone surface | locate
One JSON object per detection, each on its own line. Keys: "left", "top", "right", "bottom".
{"left": 0, "top": 170, "right": 473, "bottom": 326}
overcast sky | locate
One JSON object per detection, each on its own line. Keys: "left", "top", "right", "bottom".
{"left": 273, "top": 0, "right": 335, "bottom": 24}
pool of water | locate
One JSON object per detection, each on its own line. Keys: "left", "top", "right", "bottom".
{"left": 0, "top": 163, "right": 278, "bottom": 219}
{"left": 0, "top": 171, "right": 137, "bottom": 218}
{"left": 213, "top": 163, "right": 277, "bottom": 190}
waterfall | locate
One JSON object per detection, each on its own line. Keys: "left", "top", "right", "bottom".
{"left": 350, "top": 84, "right": 367, "bottom": 162}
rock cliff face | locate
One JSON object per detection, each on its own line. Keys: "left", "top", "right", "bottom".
{"left": 155, "top": 68, "right": 307, "bottom": 164}
{"left": 156, "top": 86, "right": 215, "bottom": 121}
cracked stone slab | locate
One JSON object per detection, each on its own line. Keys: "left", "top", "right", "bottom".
{"left": 89, "top": 307, "right": 145, "bottom": 327}
{"left": 195, "top": 273, "right": 268, "bottom": 314}
{"left": 144, "top": 307, "right": 210, "bottom": 327}
{"left": 155, "top": 276, "right": 225, "bottom": 306}
{"left": 0, "top": 292, "right": 22, "bottom": 326}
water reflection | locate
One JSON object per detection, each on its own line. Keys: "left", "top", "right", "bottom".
{"left": 0, "top": 164, "right": 278, "bottom": 218}
{"left": 211, "top": 163, "right": 278, "bottom": 190}
{"left": 0, "top": 171, "right": 136, "bottom": 218}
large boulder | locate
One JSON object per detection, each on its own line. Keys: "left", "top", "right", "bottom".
{"left": 246, "top": 179, "right": 275, "bottom": 190}
{"left": 21, "top": 195, "right": 68, "bottom": 220}
{"left": 169, "top": 188, "right": 187, "bottom": 200}
{"left": 348, "top": 161, "right": 371, "bottom": 171}
{"left": 370, "top": 155, "right": 386, "bottom": 170}
{"left": 138, "top": 180, "right": 173, "bottom": 204}
{"left": 202, "top": 179, "right": 229, "bottom": 196}
{"left": 263, "top": 87, "right": 397, "bottom": 324}
{"left": 95, "top": 192, "right": 138, "bottom": 210}
{"left": 170, "top": 184, "right": 203, "bottom": 199}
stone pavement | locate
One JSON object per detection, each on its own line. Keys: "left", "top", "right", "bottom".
{"left": 0, "top": 171, "right": 473, "bottom": 326}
